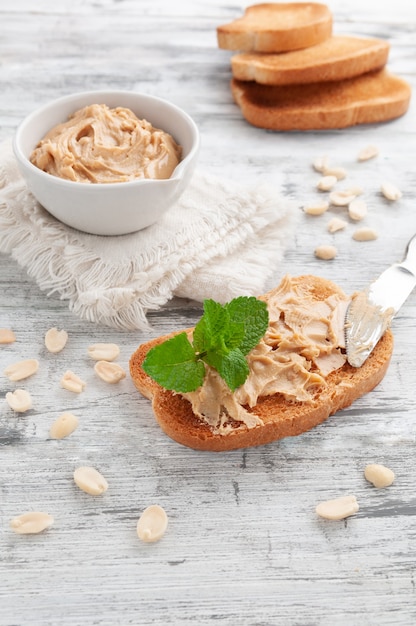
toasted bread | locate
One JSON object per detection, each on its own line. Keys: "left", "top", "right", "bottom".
{"left": 129, "top": 276, "right": 394, "bottom": 452}
{"left": 231, "top": 68, "right": 411, "bottom": 130}
{"left": 231, "top": 36, "right": 390, "bottom": 85}
{"left": 217, "top": 3, "right": 332, "bottom": 53}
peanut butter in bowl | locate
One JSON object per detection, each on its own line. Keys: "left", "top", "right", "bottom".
{"left": 30, "top": 103, "right": 182, "bottom": 183}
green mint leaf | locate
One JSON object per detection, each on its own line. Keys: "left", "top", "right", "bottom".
{"left": 142, "top": 332, "right": 205, "bottom": 393}
{"left": 142, "top": 296, "right": 269, "bottom": 394}
{"left": 193, "top": 299, "right": 229, "bottom": 353}
{"left": 203, "top": 347, "right": 250, "bottom": 392}
{"left": 225, "top": 296, "right": 269, "bottom": 355}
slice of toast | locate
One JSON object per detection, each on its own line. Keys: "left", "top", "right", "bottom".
{"left": 129, "top": 276, "right": 394, "bottom": 452}
{"left": 217, "top": 2, "right": 332, "bottom": 53}
{"left": 231, "top": 36, "right": 390, "bottom": 85}
{"left": 231, "top": 68, "right": 411, "bottom": 130}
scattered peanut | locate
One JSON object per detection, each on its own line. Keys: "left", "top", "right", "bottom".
{"left": 94, "top": 361, "right": 126, "bottom": 384}
{"left": 314, "top": 245, "right": 337, "bottom": 260}
{"left": 45, "top": 327, "right": 68, "bottom": 353}
{"left": 348, "top": 199, "right": 368, "bottom": 221}
{"left": 5, "top": 389, "right": 32, "bottom": 412}
{"left": 137, "top": 505, "right": 168, "bottom": 543}
{"left": 381, "top": 182, "right": 402, "bottom": 201}
{"left": 327, "top": 217, "right": 347, "bottom": 233}
{"left": 10, "top": 511, "right": 54, "bottom": 535}
{"left": 0, "top": 328, "right": 16, "bottom": 344}
{"left": 60, "top": 370, "right": 86, "bottom": 393}
{"left": 317, "top": 175, "right": 337, "bottom": 191}
{"left": 4, "top": 358, "right": 39, "bottom": 382}
{"left": 303, "top": 201, "right": 329, "bottom": 216}
{"left": 322, "top": 166, "right": 347, "bottom": 180}
{"left": 329, "top": 190, "right": 357, "bottom": 207}
{"left": 364, "top": 464, "right": 395, "bottom": 488}
{"left": 312, "top": 155, "right": 329, "bottom": 173}
{"left": 343, "top": 186, "right": 364, "bottom": 196}
{"left": 49, "top": 412, "right": 79, "bottom": 439}
{"left": 316, "top": 495, "right": 359, "bottom": 520}
{"left": 353, "top": 227, "right": 378, "bottom": 242}
{"left": 87, "top": 343, "right": 120, "bottom": 362}
{"left": 357, "top": 145, "right": 379, "bottom": 161}
{"left": 73, "top": 466, "right": 108, "bottom": 495}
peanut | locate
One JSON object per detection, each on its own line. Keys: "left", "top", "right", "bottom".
{"left": 323, "top": 166, "right": 347, "bottom": 181}
{"left": 329, "top": 191, "right": 357, "bottom": 207}
{"left": 45, "top": 327, "right": 68, "bottom": 353}
{"left": 137, "top": 505, "right": 168, "bottom": 543}
{"left": 73, "top": 466, "right": 108, "bottom": 495}
{"left": 87, "top": 343, "right": 120, "bottom": 362}
{"left": 5, "top": 389, "right": 32, "bottom": 412}
{"left": 312, "top": 156, "right": 329, "bottom": 173}
{"left": 381, "top": 182, "right": 402, "bottom": 201}
{"left": 316, "top": 495, "right": 359, "bottom": 520}
{"left": 4, "top": 358, "right": 39, "bottom": 381}
{"left": 317, "top": 175, "right": 337, "bottom": 191}
{"left": 353, "top": 227, "right": 378, "bottom": 242}
{"left": 364, "top": 464, "right": 395, "bottom": 488}
{"left": 357, "top": 145, "right": 379, "bottom": 161}
{"left": 60, "top": 370, "right": 86, "bottom": 393}
{"left": 0, "top": 328, "right": 16, "bottom": 344}
{"left": 314, "top": 245, "right": 337, "bottom": 260}
{"left": 348, "top": 199, "right": 368, "bottom": 221}
{"left": 303, "top": 201, "right": 329, "bottom": 216}
{"left": 94, "top": 361, "right": 126, "bottom": 384}
{"left": 10, "top": 511, "right": 54, "bottom": 535}
{"left": 327, "top": 217, "right": 347, "bottom": 233}
{"left": 50, "top": 413, "right": 79, "bottom": 439}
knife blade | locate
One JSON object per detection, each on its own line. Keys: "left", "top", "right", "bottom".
{"left": 345, "top": 233, "right": 416, "bottom": 367}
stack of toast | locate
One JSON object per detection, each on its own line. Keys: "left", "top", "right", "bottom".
{"left": 217, "top": 2, "right": 411, "bottom": 130}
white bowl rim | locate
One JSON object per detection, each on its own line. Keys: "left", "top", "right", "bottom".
{"left": 13, "top": 89, "right": 200, "bottom": 189}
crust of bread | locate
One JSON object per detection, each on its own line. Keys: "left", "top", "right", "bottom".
{"left": 231, "top": 36, "right": 390, "bottom": 85}
{"left": 231, "top": 68, "right": 411, "bottom": 130}
{"left": 217, "top": 3, "right": 332, "bottom": 53}
{"left": 129, "top": 276, "right": 394, "bottom": 452}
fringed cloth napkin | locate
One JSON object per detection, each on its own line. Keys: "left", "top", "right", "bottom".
{"left": 0, "top": 139, "right": 296, "bottom": 330}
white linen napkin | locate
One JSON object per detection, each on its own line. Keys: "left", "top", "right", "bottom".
{"left": 0, "top": 139, "right": 296, "bottom": 330}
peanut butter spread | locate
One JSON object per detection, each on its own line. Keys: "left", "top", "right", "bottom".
{"left": 182, "top": 275, "right": 350, "bottom": 435}
{"left": 30, "top": 104, "right": 182, "bottom": 183}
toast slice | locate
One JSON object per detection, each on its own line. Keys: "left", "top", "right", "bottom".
{"left": 217, "top": 2, "right": 332, "bottom": 53}
{"left": 129, "top": 276, "right": 394, "bottom": 452}
{"left": 231, "top": 68, "right": 411, "bottom": 130}
{"left": 231, "top": 36, "right": 390, "bottom": 85}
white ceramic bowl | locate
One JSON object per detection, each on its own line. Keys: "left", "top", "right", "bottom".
{"left": 13, "top": 90, "right": 200, "bottom": 235}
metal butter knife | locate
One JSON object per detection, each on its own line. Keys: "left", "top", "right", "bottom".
{"left": 345, "top": 234, "right": 416, "bottom": 367}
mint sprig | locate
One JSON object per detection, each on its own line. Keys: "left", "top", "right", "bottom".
{"left": 142, "top": 296, "right": 269, "bottom": 393}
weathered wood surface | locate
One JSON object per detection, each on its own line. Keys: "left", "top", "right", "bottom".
{"left": 1, "top": 1, "right": 416, "bottom": 625}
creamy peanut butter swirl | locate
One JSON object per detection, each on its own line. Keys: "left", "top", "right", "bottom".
{"left": 182, "top": 275, "right": 350, "bottom": 435}
{"left": 30, "top": 104, "right": 182, "bottom": 183}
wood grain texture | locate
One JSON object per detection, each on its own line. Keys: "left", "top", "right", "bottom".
{"left": 1, "top": 1, "right": 416, "bottom": 625}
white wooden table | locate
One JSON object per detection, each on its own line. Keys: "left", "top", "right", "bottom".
{"left": 1, "top": 1, "right": 416, "bottom": 624}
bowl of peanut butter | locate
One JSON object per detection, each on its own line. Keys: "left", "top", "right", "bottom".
{"left": 13, "top": 91, "right": 200, "bottom": 235}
